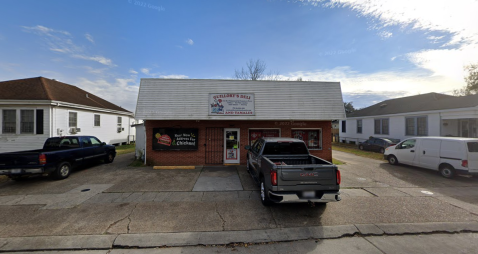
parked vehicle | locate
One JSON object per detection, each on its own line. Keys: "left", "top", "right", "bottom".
{"left": 244, "top": 137, "right": 341, "bottom": 206}
{"left": 0, "top": 136, "right": 116, "bottom": 180}
{"left": 359, "top": 137, "right": 399, "bottom": 154}
{"left": 384, "top": 137, "right": 478, "bottom": 178}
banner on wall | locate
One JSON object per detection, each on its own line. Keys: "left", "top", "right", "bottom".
{"left": 209, "top": 93, "right": 255, "bottom": 116}
{"left": 152, "top": 128, "right": 198, "bottom": 150}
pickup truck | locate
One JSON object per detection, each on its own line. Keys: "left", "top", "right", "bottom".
{"left": 245, "top": 137, "right": 341, "bottom": 206}
{"left": 0, "top": 136, "right": 116, "bottom": 180}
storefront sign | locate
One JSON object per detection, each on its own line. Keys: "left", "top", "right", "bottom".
{"left": 152, "top": 128, "right": 198, "bottom": 150}
{"left": 209, "top": 93, "right": 255, "bottom": 116}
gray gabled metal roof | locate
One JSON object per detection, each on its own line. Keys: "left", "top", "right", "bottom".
{"left": 347, "top": 92, "right": 478, "bottom": 118}
{"left": 135, "top": 79, "right": 345, "bottom": 121}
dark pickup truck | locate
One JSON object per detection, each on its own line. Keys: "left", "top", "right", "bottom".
{"left": 245, "top": 137, "right": 341, "bottom": 206}
{"left": 0, "top": 136, "right": 116, "bottom": 180}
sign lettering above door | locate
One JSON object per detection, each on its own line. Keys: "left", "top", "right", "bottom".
{"left": 209, "top": 93, "right": 255, "bottom": 116}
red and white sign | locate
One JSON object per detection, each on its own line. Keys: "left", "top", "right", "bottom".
{"left": 209, "top": 93, "right": 255, "bottom": 116}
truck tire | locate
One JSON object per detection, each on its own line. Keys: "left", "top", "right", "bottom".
{"left": 105, "top": 152, "right": 115, "bottom": 164}
{"left": 388, "top": 155, "right": 398, "bottom": 165}
{"left": 439, "top": 165, "right": 455, "bottom": 179}
{"left": 260, "top": 177, "right": 274, "bottom": 206}
{"left": 52, "top": 162, "right": 71, "bottom": 180}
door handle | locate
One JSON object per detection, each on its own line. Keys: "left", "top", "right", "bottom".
{"left": 410, "top": 150, "right": 415, "bottom": 153}
{"left": 423, "top": 151, "right": 426, "bottom": 155}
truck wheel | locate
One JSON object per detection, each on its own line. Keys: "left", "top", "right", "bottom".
{"left": 52, "top": 162, "right": 71, "bottom": 180}
{"left": 440, "top": 165, "right": 455, "bottom": 179}
{"left": 388, "top": 155, "right": 398, "bottom": 165}
{"left": 105, "top": 152, "right": 115, "bottom": 164}
{"left": 260, "top": 177, "right": 274, "bottom": 206}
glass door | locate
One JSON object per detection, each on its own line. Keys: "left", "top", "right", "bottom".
{"left": 224, "top": 128, "right": 240, "bottom": 164}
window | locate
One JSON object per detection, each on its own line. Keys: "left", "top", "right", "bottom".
{"left": 263, "top": 142, "right": 309, "bottom": 155}
{"left": 117, "top": 117, "right": 122, "bottom": 131}
{"left": 81, "top": 137, "right": 92, "bottom": 147}
{"left": 374, "top": 118, "right": 389, "bottom": 135}
{"left": 44, "top": 137, "right": 80, "bottom": 150}
{"left": 292, "top": 129, "right": 322, "bottom": 149}
{"left": 405, "top": 116, "right": 427, "bottom": 136}
{"left": 20, "top": 110, "right": 34, "bottom": 134}
{"left": 94, "top": 114, "right": 101, "bottom": 127}
{"left": 357, "top": 119, "right": 362, "bottom": 133}
{"left": 69, "top": 112, "right": 77, "bottom": 127}
{"left": 90, "top": 137, "right": 101, "bottom": 146}
{"left": 397, "top": 139, "right": 416, "bottom": 149}
{"left": 249, "top": 129, "right": 280, "bottom": 145}
{"left": 2, "top": 110, "right": 16, "bottom": 133}
{"left": 341, "top": 120, "right": 346, "bottom": 133}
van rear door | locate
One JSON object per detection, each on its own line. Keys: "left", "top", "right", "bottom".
{"left": 418, "top": 139, "right": 441, "bottom": 170}
{"left": 467, "top": 142, "right": 478, "bottom": 173}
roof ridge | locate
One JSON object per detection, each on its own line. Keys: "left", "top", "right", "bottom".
{"left": 38, "top": 77, "right": 53, "bottom": 100}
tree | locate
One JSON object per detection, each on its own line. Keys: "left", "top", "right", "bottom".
{"left": 452, "top": 63, "right": 478, "bottom": 96}
{"left": 234, "top": 59, "right": 281, "bottom": 81}
{"left": 344, "top": 101, "right": 356, "bottom": 114}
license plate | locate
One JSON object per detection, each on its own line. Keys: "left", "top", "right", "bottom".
{"left": 303, "top": 191, "right": 315, "bottom": 198}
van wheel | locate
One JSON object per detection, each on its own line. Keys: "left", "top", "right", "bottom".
{"left": 440, "top": 165, "right": 455, "bottom": 179}
{"left": 380, "top": 147, "right": 385, "bottom": 154}
{"left": 260, "top": 177, "right": 273, "bottom": 206}
{"left": 359, "top": 145, "right": 364, "bottom": 150}
{"left": 388, "top": 155, "right": 398, "bottom": 165}
{"left": 52, "top": 162, "right": 71, "bottom": 180}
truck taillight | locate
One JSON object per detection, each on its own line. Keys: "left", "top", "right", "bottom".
{"left": 271, "top": 170, "right": 277, "bottom": 186}
{"left": 336, "top": 169, "right": 341, "bottom": 185}
{"left": 39, "top": 154, "right": 46, "bottom": 165}
{"left": 462, "top": 160, "right": 468, "bottom": 168}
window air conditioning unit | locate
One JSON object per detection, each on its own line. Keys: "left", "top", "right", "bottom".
{"left": 122, "top": 127, "right": 125, "bottom": 131}
{"left": 75, "top": 128, "right": 81, "bottom": 132}
{"left": 70, "top": 128, "right": 77, "bottom": 134}
{"left": 117, "top": 127, "right": 122, "bottom": 133}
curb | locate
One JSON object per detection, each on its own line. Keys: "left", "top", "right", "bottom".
{"left": 1, "top": 222, "right": 478, "bottom": 251}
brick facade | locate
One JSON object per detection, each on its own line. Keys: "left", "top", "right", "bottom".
{"left": 145, "top": 120, "right": 332, "bottom": 166}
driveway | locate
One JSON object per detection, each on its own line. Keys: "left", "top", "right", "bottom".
{"left": 0, "top": 151, "right": 478, "bottom": 239}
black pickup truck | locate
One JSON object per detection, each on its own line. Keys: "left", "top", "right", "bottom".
{"left": 0, "top": 136, "right": 116, "bottom": 180}
{"left": 245, "top": 137, "right": 341, "bottom": 206}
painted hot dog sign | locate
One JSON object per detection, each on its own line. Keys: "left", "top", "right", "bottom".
{"left": 209, "top": 93, "right": 255, "bottom": 116}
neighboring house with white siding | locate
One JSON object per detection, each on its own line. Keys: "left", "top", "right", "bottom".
{"left": 339, "top": 93, "right": 478, "bottom": 144}
{"left": 0, "top": 77, "right": 135, "bottom": 153}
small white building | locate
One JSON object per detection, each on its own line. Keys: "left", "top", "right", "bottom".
{"left": 0, "top": 77, "right": 135, "bottom": 153}
{"left": 339, "top": 93, "right": 478, "bottom": 144}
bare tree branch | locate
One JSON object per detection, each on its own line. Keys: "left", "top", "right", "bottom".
{"left": 234, "top": 59, "right": 280, "bottom": 81}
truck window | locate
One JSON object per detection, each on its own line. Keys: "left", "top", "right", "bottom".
{"left": 263, "top": 142, "right": 308, "bottom": 155}
{"left": 44, "top": 137, "right": 80, "bottom": 149}
{"left": 82, "top": 138, "right": 92, "bottom": 148}
{"left": 90, "top": 137, "right": 101, "bottom": 146}
{"left": 468, "top": 142, "right": 478, "bottom": 152}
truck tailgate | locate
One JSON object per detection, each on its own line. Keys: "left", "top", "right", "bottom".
{"left": 0, "top": 152, "right": 40, "bottom": 167}
{"left": 279, "top": 165, "right": 337, "bottom": 186}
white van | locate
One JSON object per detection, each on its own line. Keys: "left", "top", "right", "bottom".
{"left": 384, "top": 137, "right": 478, "bottom": 178}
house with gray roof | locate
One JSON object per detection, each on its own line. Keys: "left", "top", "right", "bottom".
{"left": 339, "top": 93, "right": 478, "bottom": 144}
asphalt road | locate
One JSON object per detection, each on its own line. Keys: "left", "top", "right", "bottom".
{"left": 0, "top": 150, "right": 477, "bottom": 241}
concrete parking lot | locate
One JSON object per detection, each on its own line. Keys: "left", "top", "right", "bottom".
{"left": 1, "top": 151, "right": 478, "bottom": 251}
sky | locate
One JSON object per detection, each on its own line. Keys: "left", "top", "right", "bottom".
{"left": 0, "top": 0, "right": 477, "bottom": 112}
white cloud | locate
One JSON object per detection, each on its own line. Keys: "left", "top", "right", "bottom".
{"left": 185, "top": 38, "right": 194, "bottom": 45}
{"left": 22, "top": 25, "right": 114, "bottom": 67}
{"left": 85, "top": 33, "right": 94, "bottom": 44}
{"left": 76, "top": 77, "right": 139, "bottom": 111}
{"left": 378, "top": 31, "right": 392, "bottom": 39}
{"left": 129, "top": 69, "right": 138, "bottom": 74}
{"left": 280, "top": 66, "right": 464, "bottom": 108}
{"left": 159, "top": 74, "right": 189, "bottom": 79}
{"left": 140, "top": 68, "right": 151, "bottom": 75}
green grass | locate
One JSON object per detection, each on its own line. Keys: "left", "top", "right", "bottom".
{"left": 115, "top": 144, "right": 135, "bottom": 155}
{"left": 129, "top": 159, "right": 146, "bottom": 167}
{"left": 332, "top": 142, "right": 386, "bottom": 161}
{"left": 332, "top": 158, "right": 345, "bottom": 165}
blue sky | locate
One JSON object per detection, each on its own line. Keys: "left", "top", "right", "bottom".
{"left": 1, "top": 0, "right": 477, "bottom": 111}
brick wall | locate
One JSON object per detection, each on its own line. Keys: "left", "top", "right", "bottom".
{"left": 145, "top": 120, "right": 332, "bottom": 165}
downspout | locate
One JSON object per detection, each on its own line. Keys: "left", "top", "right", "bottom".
{"left": 144, "top": 122, "right": 147, "bottom": 165}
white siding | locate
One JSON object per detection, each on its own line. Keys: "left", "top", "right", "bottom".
{"left": 134, "top": 124, "right": 145, "bottom": 160}
{"left": 0, "top": 105, "right": 51, "bottom": 153}
{"left": 136, "top": 79, "right": 346, "bottom": 121}
{"left": 52, "top": 107, "right": 134, "bottom": 145}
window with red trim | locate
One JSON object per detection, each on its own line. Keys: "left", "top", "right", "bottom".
{"left": 292, "top": 129, "right": 322, "bottom": 149}
{"left": 249, "top": 129, "right": 280, "bottom": 145}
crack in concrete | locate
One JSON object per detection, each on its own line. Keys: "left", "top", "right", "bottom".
{"left": 215, "top": 202, "right": 226, "bottom": 231}
{"left": 105, "top": 203, "right": 138, "bottom": 234}
{"left": 0, "top": 241, "right": 8, "bottom": 249}
{"left": 127, "top": 203, "right": 140, "bottom": 233}
{"left": 269, "top": 207, "right": 279, "bottom": 228}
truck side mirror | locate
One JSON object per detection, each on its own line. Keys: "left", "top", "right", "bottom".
{"left": 244, "top": 145, "right": 251, "bottom": 150}
{"left": 101, "top": 142, "right": 106, "bottom": 146}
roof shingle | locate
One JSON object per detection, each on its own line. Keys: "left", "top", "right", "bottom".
{"left": 0, "top": 77, "right": 131, "bottom": 113}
